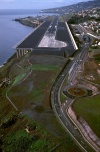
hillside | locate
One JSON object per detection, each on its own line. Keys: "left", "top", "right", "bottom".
{"left": 41, "top": 0, "right": 100, "bottom": 14}
{"left": 0, "top": 54, "right": 82, "bottom": 152}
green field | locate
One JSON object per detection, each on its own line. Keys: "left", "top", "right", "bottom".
{"left": 12, "top": 73, "right": 26, "bottom": 85}
{"left": 60, "top": 93, "right": 67, "bottom": 103}
{"left": 31, "top": 64, "right": 59, "bottom": 71}
{"left": 2, "top": 117, "right": 54, "bottom": 152}
{"left": 73, "top": 94, "right": 100, "bottom": 137}
{"left": 0, "top": 54, "right": 82, "bottom": 152}
{"left": 1, "top": 115, "right": 81, "bottom": 152}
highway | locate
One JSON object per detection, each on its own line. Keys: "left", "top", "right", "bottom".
{"left": 68, "top": 46, "right": 88, "bottom": 84}
{"left": 51, "top": 45, "right": 96, "bottom": 152}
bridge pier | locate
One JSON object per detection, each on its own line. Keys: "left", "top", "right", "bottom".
{"left": 16, "top": 48, "right": 32, "bottom": 58}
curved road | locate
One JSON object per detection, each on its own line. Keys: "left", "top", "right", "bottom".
{"left": 51, "top": 46, "right": 96, "bottom": 152}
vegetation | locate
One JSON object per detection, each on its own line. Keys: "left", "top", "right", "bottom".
{"left": 3, "top": 130, "right": 33, "bottom": 152}
{"left": 0, "top": 115, "right": 18, "bottom": 129}
{"left": 12, "top": 73, "right": 26, "bottom": 85}
{"left": 58, "top": 16, "right": 64, "bottom": 22}
{"left": 69, "top": 25, "right": 82, "bottom": 49}
{"left": 95, "top": 17, "right": 100, "bottom": 22}
{"left": 0, "top": 54, "right": 82, "bottom": 152}
{"left": 68, "top": 15, "right": 94, "bottom": 24}
{"left": 73, "top": 94, "right": 100, "bottom": 137}
{"left": 29, "top": 82, "right": 45, "bottom": 102}
{"left": 90, "top": 45, "right": 100, "bottom": 50}
{"left": 1, "top": 116, "right": 81, "bottom": 152}
{"left": 67, "top": 87, "right": 87, "bottom": 97}
{"left": 45, "top": 16, "right": 54, "bottom": 21}
{"left": 94, "top": 54, "right": 100, "bottom": 62}
{"left": 63, "top": 14, "right": 73, "bottom": 22}
{"left": 31, "top": 64, "right": 59, "bottom": 71}
{"left": 60, "top": 93, "right": 67, "bottom": 103}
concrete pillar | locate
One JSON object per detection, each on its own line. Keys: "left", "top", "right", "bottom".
{"left": 25, "top": 49, "right": 27, "bottom": 54}
{"left": 18, "top": 50, "right": 21, "bottom": 57}
{"left": 22, "top": 49, "right": 24, "bottom": 56}
{"left": 16, "top": 51, "right": 19, "bottom": 58}
{"left": 19, "top": 49, "right": 21, "bottom": 56}
{"left": 23, "top": 49, "right": 25, "bottom": 55}
{"left": 24, "top": 49, "right": 27, "bottom": 55}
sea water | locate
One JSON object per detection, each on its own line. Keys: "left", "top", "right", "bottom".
{"left": 0, "top": 9, "right": 54, "bottom": 65}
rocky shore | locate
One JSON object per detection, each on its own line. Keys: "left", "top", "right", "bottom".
{"left": 14, "top": 15, "right": 47, "bottom": 28}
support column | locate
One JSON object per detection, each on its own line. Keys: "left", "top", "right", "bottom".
{"left": 21, "top": 49, "right": 24, "bottom": 56}
{"left": 19, "top": 49, "right": 21, "bottom": 57}
{"left": 25, "top": 49, "right": 27, "bottom": 54}
{"left": 16, "top": 50, "right": 19, "bottom": 58}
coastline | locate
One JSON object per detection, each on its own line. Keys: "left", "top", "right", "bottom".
{"left": 14, "top": 15, "right": 47, "bottom": 28}
{"left": 14, "top": 18, "right": 38, "bottom": 28}
{"left": 0, "top": 64, "right": 4, "bottom": 68}
{"left": 0, "top": 53, "right": 16, "bottom": 69}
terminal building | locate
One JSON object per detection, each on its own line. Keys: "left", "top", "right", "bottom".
{"left": 16, "top": 17, "right": 78, "bottom": 58}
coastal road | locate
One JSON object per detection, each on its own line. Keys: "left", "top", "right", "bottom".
{"left": 51, "top": 46, "right": 96, "bottom": 152}
{"left": 68, "top": 45, "right": 88, "bottom": 83}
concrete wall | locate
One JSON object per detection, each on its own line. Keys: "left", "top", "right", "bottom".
{"left": 16, "top": 47, "right": 68, "bottom": 58}
{"left": 31, "top": 48, "right": 65, "bottom": 57}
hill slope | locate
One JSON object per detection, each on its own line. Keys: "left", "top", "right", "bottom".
{"left": 42, "top": 0, "right": 100, "bottom": 14}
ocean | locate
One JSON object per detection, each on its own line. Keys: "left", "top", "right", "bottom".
{"left": 0, "top": 9, "right": 54, "bottom": 66}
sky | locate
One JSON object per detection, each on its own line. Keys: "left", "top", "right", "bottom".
{"left": 0, "top": 0, "right": 90, "bottom": 9}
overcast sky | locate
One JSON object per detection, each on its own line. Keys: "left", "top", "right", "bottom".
{"left": 0, "top": 0, "right": 90, "bottom": 9}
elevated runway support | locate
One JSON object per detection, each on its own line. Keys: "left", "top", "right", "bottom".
{"left": 16, "top": 48, "right": 32, "bottom": 58}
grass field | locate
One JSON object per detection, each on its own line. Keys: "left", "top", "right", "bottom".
{"left": 12, "top": 73, "right": 27, "bottom": 85}
{"left": 0, "top": 54, "right": 82, "bottom": 152}
{"left": 1, "top": 116, "right": 81, "bottom": 152}
{"left": 2, "top": 117, "right": 55, "bottom": 152}
{"left": 31, "top": 64, "right": 59, "bottom": 71}
{"left": 58, "top": 16, "right": 64, "bottom": 22}
{"left": 60, "top": 93, "right": 67, "bottom": 103}
{"left": 60, "top": 76, "right": 69, "bottom": 103}
{"left": 73, "top": 94, "right": 100, "bottom": 137}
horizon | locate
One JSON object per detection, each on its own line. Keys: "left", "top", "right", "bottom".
{"left": 0, "top": 0, "right": 90, "bottom": 9}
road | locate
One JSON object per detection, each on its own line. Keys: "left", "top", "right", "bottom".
{"left": 68, "top": 45, "right": 88, "bottom": 84}
{"left": 51, "top": 45, "right": 96, "bottom": 152}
